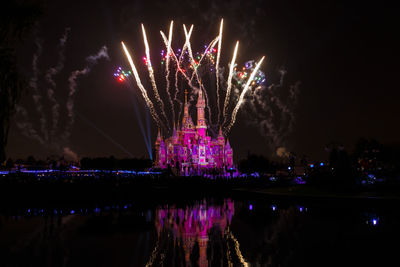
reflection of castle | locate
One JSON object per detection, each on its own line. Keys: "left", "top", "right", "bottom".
{"left": 154, "top": 89, "right": 234, "bottom": 175}
{"left": 150, "top": 199, "right": 235, "bottom": 267}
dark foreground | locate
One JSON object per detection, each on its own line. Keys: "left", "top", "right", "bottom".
{"left": 1, "top": 175, "right": 400, "bottom": 266}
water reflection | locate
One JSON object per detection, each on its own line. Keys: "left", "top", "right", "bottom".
{"left": 1, "top": 198, "right": 399, "bottom": 266}
{"left": 149, "top": 199, "right": 246, "bottom": 266}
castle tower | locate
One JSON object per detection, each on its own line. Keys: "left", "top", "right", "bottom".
{"left": 159, "top": 139, "right": 166, "bottom": 168}
{"left": 225, "top": 139, "right": 233, "bottom": 168}
{"left": 154, "top": 129, "right": 162, "bottom": 167}
{"left": 196, "top": 88, "right": 207, "bottom": 140}
{"left": 198, "top": 136, "right": 206, "bottom": 166}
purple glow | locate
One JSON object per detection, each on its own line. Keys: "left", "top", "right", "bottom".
{"left": 249, "top": 204, "right": 253, "bottom": 210}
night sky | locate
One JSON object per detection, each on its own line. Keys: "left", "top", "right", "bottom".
{"left": 6, "top": 0, "right": 399, "bottom": 162}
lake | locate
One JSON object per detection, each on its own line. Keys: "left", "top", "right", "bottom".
{"left": 1, "top": 195, "right": 399, "bottom": 266}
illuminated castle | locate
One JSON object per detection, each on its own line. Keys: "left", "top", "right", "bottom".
{"left": 154, "top": 89, "right": 234, "bottom": 175}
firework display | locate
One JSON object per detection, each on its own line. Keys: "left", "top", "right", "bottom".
{"left": 120, "top": 20, "right": 265, "bottom": 137}
{"left": 113, "top": 67, "right": 132, "bottom": 82}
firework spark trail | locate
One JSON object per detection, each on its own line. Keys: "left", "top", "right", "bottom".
{"left": 183, "top": 25, "right": 201, "bottom": 86}
{"left": 64, "top": 46, "right": 109, "bottom": 140}
{"left": 173, "top": 25, "right": 192, "bottom": 120}
{"left": 141, "top": 24, "right": 170, "bottom": 130}
{"left": 183, "top": 24, "right": 213, "bottom": 125}
{"left": 187, "top": 36, "right": 219, "bottom": 129}
{"left": 178, "top": 25, "right": 193, "bottom": 66}
{"left": 188, "top": 36, "right": 219, "bottom": 84}
{"left": 165, "top": 21, "right": 176, "bottom": 125}
{"left": 160, "top": 31, "right": 201, "bottom": 121}
{"left": 145, "top": 107, "right": 152, "bottom": 159}
{"left": 160, "top": 31, "right": 199, "bottom": 102}
{"left": 122, "top": 42, "right": 165, "bottom": 130}
{"left": 45, "top": 27, "right": 70, "bottom": 140}
{"left": 30, "top": 37, "right": 49, "bottom": 142}
{"left": 223, "top": 41, "right": 239, "bottom": 123}
{"left": 215, "top": 19, "right": 223, "bottom": 125}
{"left": 225, "top": 56, "right": 265, "bottom": 133}
{"left": 77, "top": 113, "right": 134, "bottom": 158}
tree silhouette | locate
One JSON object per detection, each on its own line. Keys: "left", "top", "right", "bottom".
{"left": 0, "top": 1, "right": 42, "bottom": 163}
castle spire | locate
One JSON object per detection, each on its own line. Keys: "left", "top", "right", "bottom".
{"left": 182, "top": 89, "right": 190, "bottom": 127}
{"left": 218, "top": 127, "right": 223, "bottom": 137}
{"left": 196, "top": 87, "right": 207, "bottom": 139}
{"left": 155, "top": 128, "right": 162, "bottom": 145}
{"left": 184, "top": 89, "right": 188, "bottom": 104}
{"left": 172, "top": 122, "right": 177, "bottom": 137}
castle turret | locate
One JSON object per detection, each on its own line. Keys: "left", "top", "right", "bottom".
{"left": 172, "top": 123, "right": 178, "bottom": 144}
{"left": 225, "top": 139, "right": 233, "bottom": 168}
{"left": 159, "top": 139, "right": 166, "bottom": 168}
{"left": 196, "top": 88, "right": 207, "bottom": 139}
{"left": 154, "top": 129, "right": 162, "bottom": 167}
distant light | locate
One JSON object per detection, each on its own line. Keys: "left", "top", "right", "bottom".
{"left": 372, "top": 219, "right": 377, "bottom": 225}
{"left": 310, "top": 164, "right": 314, "bottom": 168}
{"left": 249, "top": 204, "right": 253, "bottom": 210}
{"left": 288, "top": 166, "right": 292, "bottom": 170}
{"left": 320, "top": 162, "right": 324, "bottom": 166}
{"left": 70, "top": 210, "right": 75, "bottom": 214}
{"left": 271, "top": 205, "right": 277, "bottom": 211}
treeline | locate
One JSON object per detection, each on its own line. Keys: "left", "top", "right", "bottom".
{"left": 238, "top": 154, "right": 280, "bottom": 174}
{"left": 79, "top": 157, "right": 152, "bottom": 171}
{"left": 238, "top": 138, "right": 400, "bottom": 188}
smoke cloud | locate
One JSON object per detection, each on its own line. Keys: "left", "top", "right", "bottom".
{"left": 63, "top": 147, "right": 78, "bottom": 162}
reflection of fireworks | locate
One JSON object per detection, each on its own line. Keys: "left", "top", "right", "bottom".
{"left": 121, "top": 20, "right": 265, "bottom": 136}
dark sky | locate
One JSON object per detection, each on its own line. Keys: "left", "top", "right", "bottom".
{"left": 6, "top": 0, "right": 399, "bottom": 162}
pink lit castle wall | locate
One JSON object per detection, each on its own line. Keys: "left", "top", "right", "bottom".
{"left": 154, "top": 89, "right": 234, "bottom": 176}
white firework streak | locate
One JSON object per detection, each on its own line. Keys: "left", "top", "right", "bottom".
{"left": 141, "top": 24, "right": 170, "bottom": 129}
{"left": 183, "top": 24, "right": 201, "bottom": 86}
{"left": 223, "top": 41, "right": 239, "bottom": 123}
{"left": 64, "top": 46, "right": 109, "bottom": 140}
{"left": 121, "top": 42, "right": 164, "bottom": 130}
{"left": 165, "top": 21, "right": 175, "bottom": 125}
{"left": 30, "top": 37, "right": 49, "bottom": 142}
{"left": 174, "top": 25, "right": 193, "bottom": 120}
{"left": 225, "top": 56, "right": 265, "bottom": 133}
{"left": 45, "top": 27, "right": 70, "bottom": 140}
{"left": 183, "top": 24, "right": 213, "bottom": 125}
{"left": 178, "top": 25, "right": 193, "bottom": 66}
{"left": 215, "top": 19, "right": 223, "bottom": 125}
{"left": 160, "top": 35, "right": 197, "bottom": 90}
